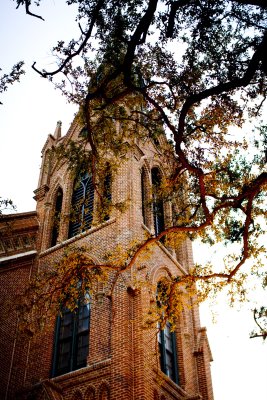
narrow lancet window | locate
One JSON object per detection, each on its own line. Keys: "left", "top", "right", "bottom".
{"left": 103, "top": 167, "right": 112, "bottom": 221}
{"left": 158, "top": 322, "right": 179, "bottom": 384}
{"left": 68, "top": 172, "right": 94, "bottom": 238}
{"left": 141, "top": 167, "right": 149, "bottom": 226}
{"left": 52, "top": 300, "right": 90, "bottom": 377}
{"left": 157, "top": 280, "right": 179, "bottom": 384}
{"left": 51, "top": 187, "right": 63, "bottom": 247}
{"left": 152, "top": 168, "right": 165, "bottom": 236}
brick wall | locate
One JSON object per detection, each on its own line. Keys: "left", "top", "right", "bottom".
{"left": 0, "top": 120, "right": 214, "bottom": 400}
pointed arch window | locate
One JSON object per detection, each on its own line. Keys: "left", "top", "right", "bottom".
{"left": 68, "top": 172, "right": 94, "bottom": 238}
{"left": 152, "top": 168, "right": 165, "bottom": 236}
{"left": 158, "top": 322, "right": 179, "bottom": 384}
{"left": 51, "top": 187, "right": 63, "bottom": 247}
{"left": 103, "top": 166, "right": 112, "bottom": 221}
{"left": 157, "top": 280, "right": 179, "bottom": 384}
{"left": 52, "top": 300, "right": 90, "bottom": 377}
{"left": 141, "top": 167, "right": 150, "bottom": 227}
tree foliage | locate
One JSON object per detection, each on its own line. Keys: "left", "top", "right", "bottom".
{"left": 5, "top": 0, "right": 267, "bottom": 332}
{"left": 250, "top": 270, "right": 267, "bottom": 339}
{"left": 17, "top": 247, "right": 107, "bottom": 334}
{"left": 0, "top": 62, "right": 25, "bottom": 105}
{"left": 0, "top": 197, "right": 16, "bottom": 215}
{"left": 251, "top": 306, "right": 267, "bottom": 339}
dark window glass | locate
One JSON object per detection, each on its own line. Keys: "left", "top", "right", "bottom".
{"left": 103, "top": 168, "right": 112, "bottom": 221}
{"left": 68, "top": 172, "right": 94, "bottom": 238}
{"left": 152, "top": 168, "right": 164, "bottom": 235}
{"left": 52, "top": 302, "right": 90, "bottom": 377}
{"left": 51, "top": 188, "right": 63, "bottom": 247}
{"left": 158, "top": 322, "right": 179, "bottom": 384}
{"left": 141, "top": 167, "right": 148, "bottom": 226}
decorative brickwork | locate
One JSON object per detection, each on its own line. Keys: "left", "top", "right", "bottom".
{"left": 0, "top": 118, "right": 214, "bottom": 400}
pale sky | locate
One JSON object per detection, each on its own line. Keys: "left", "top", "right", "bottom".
{"left": 0, "top": 1, "right": 266, "bottom": 399}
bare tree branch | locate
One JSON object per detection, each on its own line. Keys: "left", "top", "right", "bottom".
{"left": 16, "top": 0, "right": 44, "bottom": 20}
{"left": 32, "top": 0, "right": 106, "bottom": 77}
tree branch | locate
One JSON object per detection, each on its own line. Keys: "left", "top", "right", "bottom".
{"left": 32, "top": 0, "right": 106, "bottom": 77}
{"left": 166, "top": 0, "right": 193, "bottom": 38}
{"left": 123, "top": 0, "right": 159, "bottom": 80}
{"left": 17, "top": 0, "right": 45, "bottom": 21}
{"left": 176, "top": 30, "right": 267, "bottom": 151}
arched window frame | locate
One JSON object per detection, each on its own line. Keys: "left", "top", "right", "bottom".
{"left": 158, "top": 321, "right": 179, "bottom": 384}
{"left": 102, "top": 164, "right": 112, "bottom": 222}
{"left": 50, "top": 187, "right": 63, "bottom": 247}
{"left": 68, "top": 171, "right": 95, "bottom": 238}
{"left": 141, "top": 165, "right": 151, "bottom": 228}
{"left": 156, "top": 278, "right": 179, "bottom": 385}
{"left": 151, "top": 167, "right": 165, "bottom": 236}
{"left": 51, "top": 298, "right": 91, "bottom": 377}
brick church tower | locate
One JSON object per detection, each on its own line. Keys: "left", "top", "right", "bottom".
{"left": 0, "top": 115, "right": 214, "bottom": 399}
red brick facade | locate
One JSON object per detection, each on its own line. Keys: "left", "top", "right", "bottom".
{"left": 0, "top": 119, "right": 213, "bottom": 400}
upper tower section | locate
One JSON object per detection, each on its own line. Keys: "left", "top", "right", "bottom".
{"left": 33, "top": 110, "right": 192, "bottom": 272}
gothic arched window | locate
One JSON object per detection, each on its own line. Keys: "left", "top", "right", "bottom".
{"left": 141, "top": 166, "right": 150, "bottom": 227}
{"left": 52, "top": 301, "right": 90, "bottom": 377}
{"left": 157, "top": 279, "right": 179, "bottom": 384}
{"left": 51, "top": 187, "right": 63, "bottom": 247}
{"left": 102, "top": 166, "right": 112, "bottom": 221}
{"left": 151, "top": 168, "right": 165, "bottom": 236}
{"left": 158, "top": 322, "right": 179, "bottom": 384}
{"left": 68, "top": 172, "right": 94, "bottom": 238}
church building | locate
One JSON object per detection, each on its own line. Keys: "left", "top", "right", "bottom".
{"left": 0, "top": 115, "right": 213, "bottom": 400}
